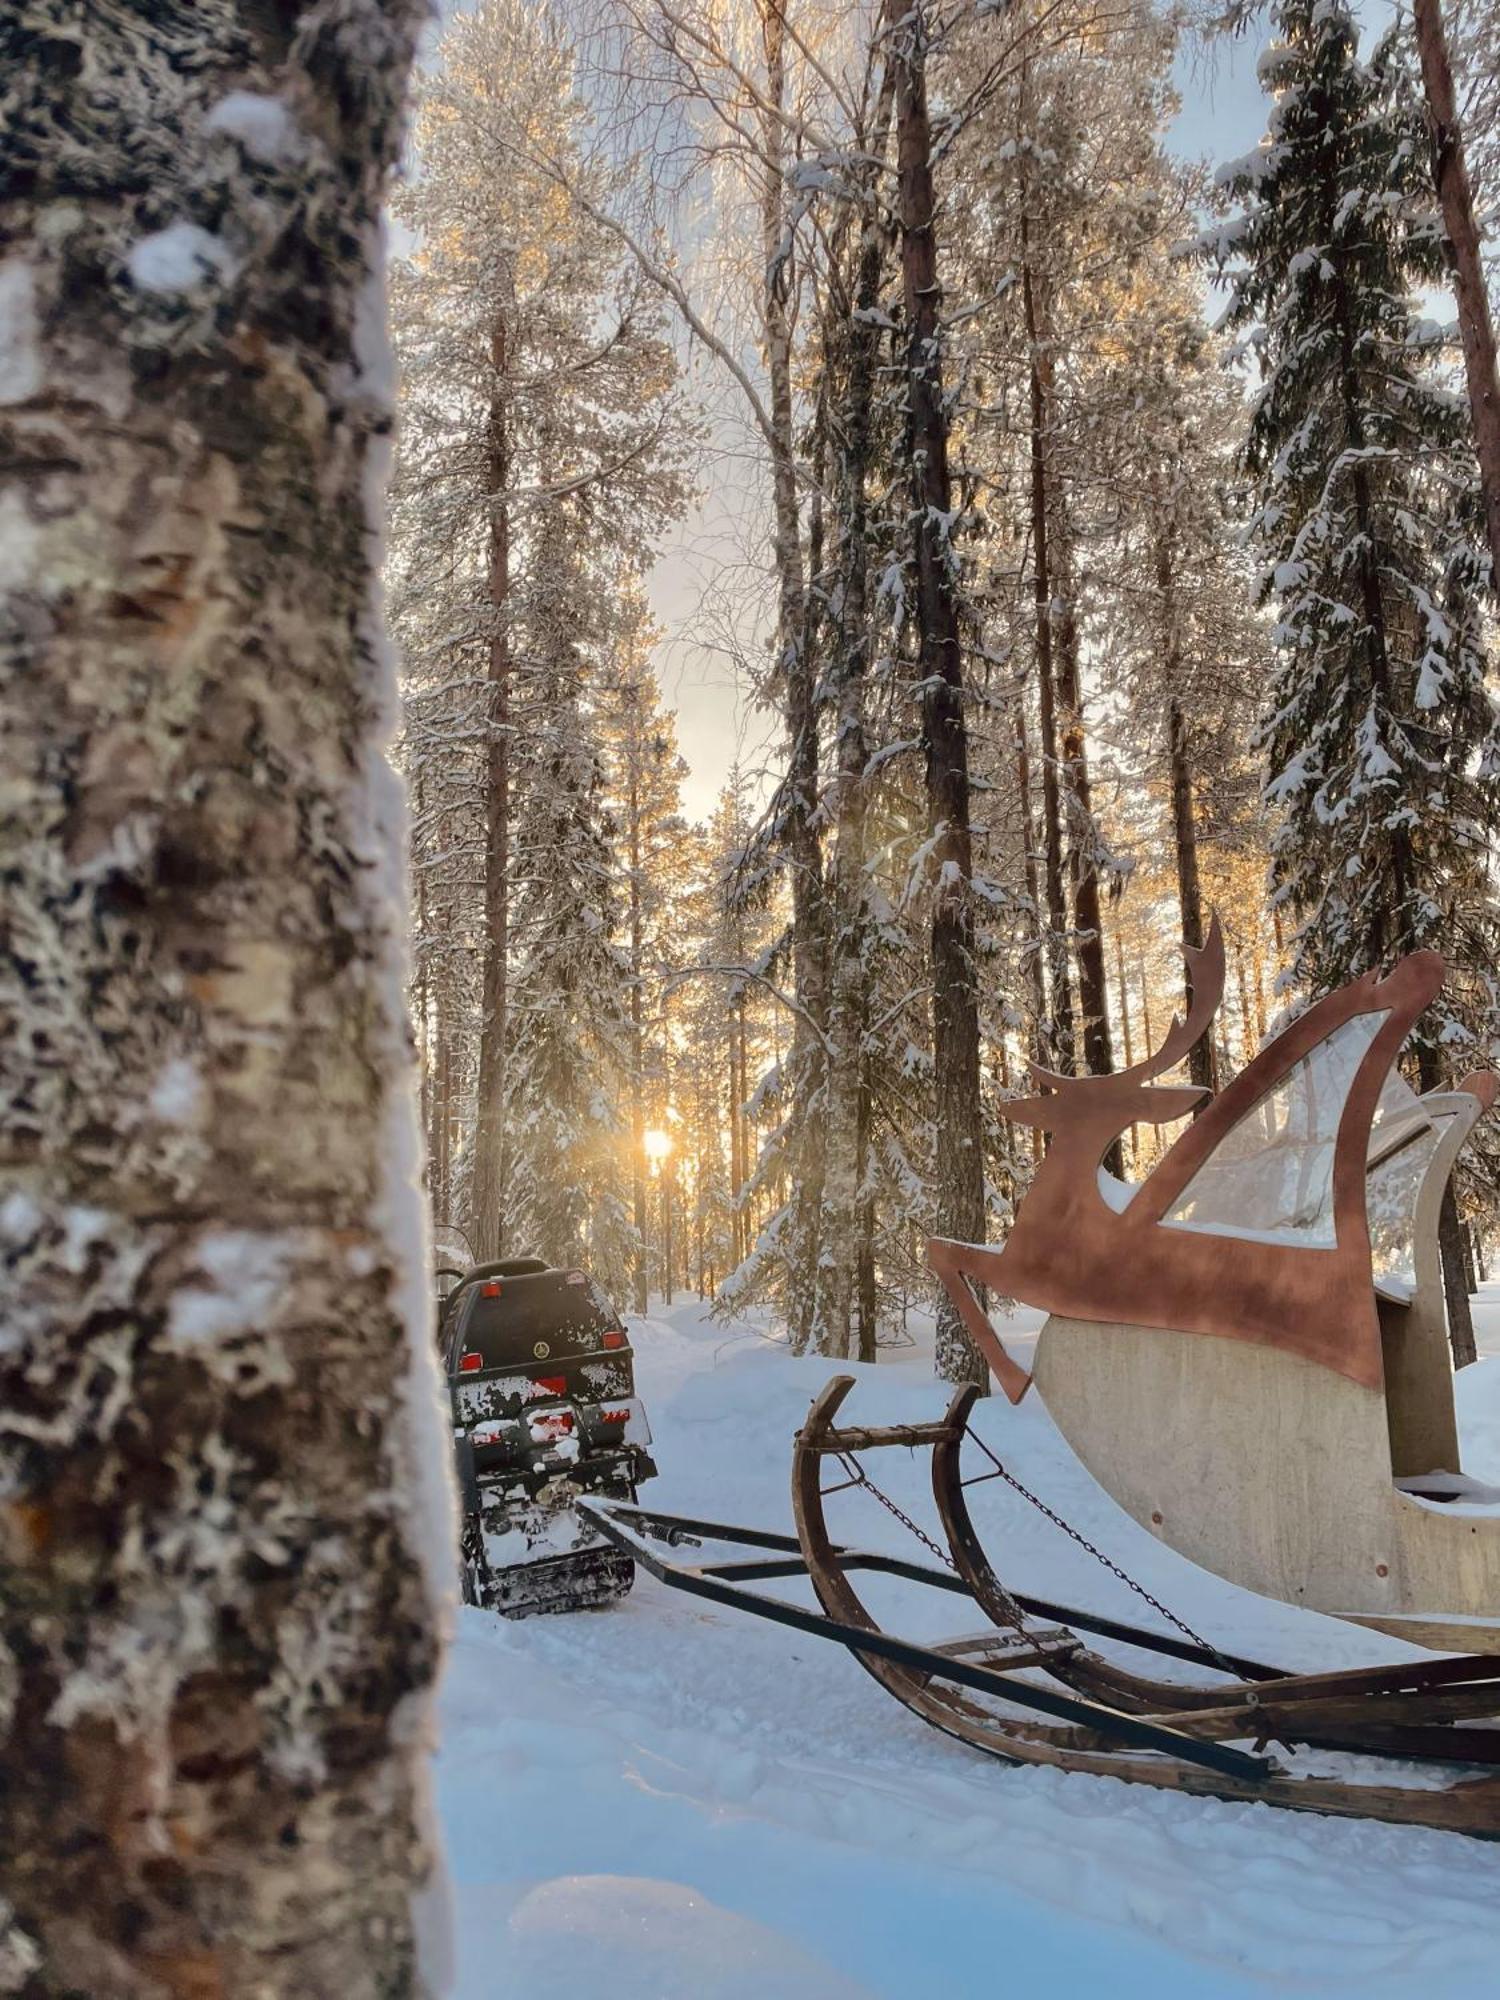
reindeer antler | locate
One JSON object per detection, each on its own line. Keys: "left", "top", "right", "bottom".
{"left": 1026, "top": 914, "right": 1225, "bottom": 1094}
{"left": 1128, "top": 914, "right": 1225, "bottom": 1084}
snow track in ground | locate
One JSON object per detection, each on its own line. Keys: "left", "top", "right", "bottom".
{"left": 437, "top": 1297, "right": 1500, "bottom": 1999}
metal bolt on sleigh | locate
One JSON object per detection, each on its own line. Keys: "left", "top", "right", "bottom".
{"left": 586, "top": 925, "right": 1500, "bottom": 1837}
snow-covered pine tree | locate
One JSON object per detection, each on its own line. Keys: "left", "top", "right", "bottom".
{"left": 1089, "top": 240, "right": 1273, "bottom": 1093}
{"left": 390, "top": 0, "right": 688, "bottom": 1264}
{"left": 502, "top": 509, "right": 637, "bottom": 1295}
{"left": 597, "top": 593, "right": 690, "bottom": 1310}
{"left": 1211, "top": 0, "right": 1500, "bottom": 1357}
{"left": 943, "top": 0, "right": 1186, "bottom": 1152}
{"left": 0, "top": 5, "right": 451, "bottom": 1991}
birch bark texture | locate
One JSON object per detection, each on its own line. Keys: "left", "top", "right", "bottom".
{"left": 0, "top": 6, "right": 452, "bottom": 1996}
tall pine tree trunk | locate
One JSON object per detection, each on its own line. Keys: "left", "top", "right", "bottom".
{"left": 625, "top": 708, "right": 649, "bottom": 1313}
{"left": 433, "top": 993, "right": 454, "bottom": 1227}
{"left": 468, "top": 301, "right": 514, "bottom": 1261}
{"left": 888, "top": 0, "right": 987, "bottom": 1386}
{"left": 1022, "top": 243, "right": 1116, "bottom": 1174}
{"left": 759, "top": 0, "right": 828, "bottom": 1353}
{"left": 735, "top": 997, "right": 751, "bottom": 1261}
{"left": 1412, "top": 0, "right": 1500, "bottom": 592}
{"left": 1154, "top": 515, "right": 1216, "bottom": 1094}
{"left": 1166, "top": 691, "right": 1215, "bottom": 1092}
{"left": 1011, "top": 693, "right": 1051, "bottom": 1072}
{"left": 1021, "top": 250, "right": 1076, "bottom": 1077}
{"left": 1049, "top": 508, "right": 1115, "bottom": 1079}
{"left": 728, "top": 1003, "right": 745, "bottom": 1266}
{"left": 819, "top": 197, "right": 884, "bottom": 1361}
{"left": 0, "top": 7, "right": 451, "bottom": 1992}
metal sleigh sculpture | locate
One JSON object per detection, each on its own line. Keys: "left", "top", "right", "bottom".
{"left": 585, "top": 928, "right": 1500, "bottom": 1837}
{"left": 929, "top": 920, "right": 1500, "bottom": 1656}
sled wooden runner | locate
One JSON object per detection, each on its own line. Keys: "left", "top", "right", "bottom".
{"left": 580, "top": 1374, "right": 1500, "bottom": 1840}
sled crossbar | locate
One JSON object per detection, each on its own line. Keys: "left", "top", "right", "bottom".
{"left": 580, "top": 1498, "right": 1273, "bottom": 1781}
{"left": 582, "top": 1497, "right": 1286, "bottom": 1680}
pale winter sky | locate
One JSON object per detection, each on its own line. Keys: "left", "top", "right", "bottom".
{"left": 654, "top": 28, "right": 1273, "bottom": 819}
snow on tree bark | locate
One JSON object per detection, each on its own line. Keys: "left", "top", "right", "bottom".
{"left": 887, "top": 0, "right": 988, "bottom": 1388}
{"left": 0, "top": 6, "right": 453, "bottom": 1993}
{"left": 818, "top": 169, "right": 888, "bottom": 1366}
{"left": 468, "top": 296, "right": 515, "bottom": 1266}
{"left": 1411, "top": 0, "right": 1500, "bottom": 595}
{"left": 759, "top": 0, "right": 833, "bottom": 1360}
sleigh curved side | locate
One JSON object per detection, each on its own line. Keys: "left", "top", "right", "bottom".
{"left": 930, "top": 931, "right": 1500, "bottom": 1652}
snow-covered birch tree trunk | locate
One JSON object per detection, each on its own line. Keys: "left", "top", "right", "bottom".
{"left": 0, "top": 6, "right": 453, "bottom": 1994}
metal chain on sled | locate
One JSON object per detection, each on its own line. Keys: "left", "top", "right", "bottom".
{"left": 832, "top": 1449, "right": 1043, "bottom": 1637}
{"left": 958, "top": 1425, "right": 1235, "bottom": 1670}
{"left": 832, "top": 1446, "right": 1042, "bottom": 1625}
{"left": 833, "top": 1429, "right": 1231, "bottom": 1670}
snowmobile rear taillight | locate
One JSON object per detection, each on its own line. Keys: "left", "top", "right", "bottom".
{"left": 459, "top": 1351, "right": 483, "bottom": 1373}
{"left": 532, "top": 1374, "right": 567, "bottom": 1396}
{"left": 601, "top": 1329, "right": 626, "bottom": 1349}
{"left": 481, "top": 1280, "right": 503, "bottom": 1297}
{"left": 597, "top": 1407, "right": 631, "bottom": 1425}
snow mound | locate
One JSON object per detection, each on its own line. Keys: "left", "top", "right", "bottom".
{"left": 505, "top": 1877, "right": 873, "bottom": 1999}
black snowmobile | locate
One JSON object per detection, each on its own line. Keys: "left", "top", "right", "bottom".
{"left": 439, "top": 1257, "right": 657, "bottom": 1616}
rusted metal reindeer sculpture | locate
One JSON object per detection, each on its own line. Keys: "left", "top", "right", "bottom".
{"left": 931, "top": 922, "right": 1500, "bottom": 1652}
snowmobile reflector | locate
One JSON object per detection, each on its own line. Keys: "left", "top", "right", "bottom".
{"left": 528, "top": 1408, "right": 575, "bottom": 1443}
{"left": 459, "top": 1351, "right": 483, "bottom": 1373}
{"left": 586, "top": 1399, "right": 652, "bottom": 1447}
{"left": 601, "top": 1329, "right": 627, "bottom": 1349}
{"left": 481, "top": 1281, "right": 503, "bottom": 1297}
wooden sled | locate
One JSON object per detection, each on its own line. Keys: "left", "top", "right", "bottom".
{"left": 930, "top": 924, "right": 1500, "bottom": 1653}
{"left": 580, "top": 1375, "right": 1500, "bottom": 1838}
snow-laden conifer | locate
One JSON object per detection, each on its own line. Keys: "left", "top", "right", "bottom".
{"left": 1209, "top": 0, "right": 1499, "bottom": 1060}
{"left": 389, "top": 0, "right": 689, "bottom": 1267}
{"left": 1210, "top": 0, "right": 1500, "bottom": 1359}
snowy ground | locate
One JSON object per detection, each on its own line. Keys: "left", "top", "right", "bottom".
{"left": 435, "top": 1293, "right": 1500, "bottom": 1999}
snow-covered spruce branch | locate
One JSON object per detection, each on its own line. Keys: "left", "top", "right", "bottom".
{"left": 655, "top": 964, "right": 835, "bottom": 1059}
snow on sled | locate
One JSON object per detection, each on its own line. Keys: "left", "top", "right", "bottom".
{"left": 930, "top": 921, "right": 1500, "bottom": 1657}
{"left": 583, "top": 929, "right": 1500, "bottom": 1839}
